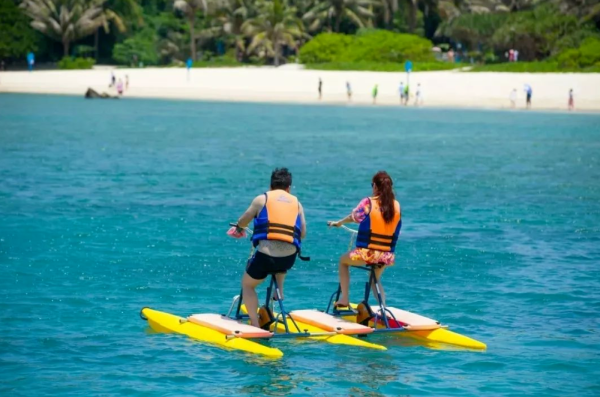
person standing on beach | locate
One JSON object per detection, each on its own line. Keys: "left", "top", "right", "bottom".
{"left": 399, "top": 82, "right": 405, "bottom": 104}
{"left": 117, "top": 78, "right": 124, "bottom": 95}
{"left": 514, "top": 50, "right": 519, "bottom": 62}
{"left": 524, "top": 84, "right": 532, "bottom": 109}
{"left": 318, "top": 78, "right": 323, "bottom": 100}
{"left": 227, "top": 168, "right": 306, "bottom": 329}
{"left": 125, "top": 75, "right": 129, "bottom": 90}
{"left": 510, "top": 89, "right": 517, "bottom": 108}
{"left": 415, "top": 83, "right": 423, "bottom": 106}
{"left": 186, "top": 58, "right": 192, "bottom": 81}
{"left": 372, "top": 84, "right": 378, "bottom": 104}
{"left": 110, "top": 72, "right": 116, "bottom": 87}
{"left": 346, "top": 81, "right": 352, "bottom": 102}
{"left": 403, "top": 84, "right": 409, "bottom": 106}
{"left": 27, "top": 51, "right": 35, "bottom": 72}
{"left": 568, "top": 89, "right": 574, "bottom": 111}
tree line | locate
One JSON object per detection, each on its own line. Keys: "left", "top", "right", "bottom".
{"left": 1, "top": 0, "right": 599, "bottom": 67}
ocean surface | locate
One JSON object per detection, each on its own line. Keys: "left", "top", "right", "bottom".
{"left": 1, "top": 94, "right": 599, "bottom": 396}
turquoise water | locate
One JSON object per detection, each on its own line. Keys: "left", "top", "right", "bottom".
{"left": 1, "top": 94, "right": 599, "bottom": 396}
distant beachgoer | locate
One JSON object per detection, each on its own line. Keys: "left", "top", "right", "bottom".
{"left": 1, "top": 60, "right": 5, "bottom": 71}
{"left": 186, "top": 58, "right": 192, "bottom": 81}
{"left": 415, "top": 83, "right": 423, "bottom": 106}
{"left": 399, "top": 82, "right": 405, "bottom": 104}
{"left": 117, "top": 79, "right": 124, "bottom": 95}
{"left": 318, "top": 78, "right": 322, "bottom": 100}
{"left": 125, "top": 75, "right": 129, "bottom": 90}
{"left": 568, "top": 89, "right": 574, "bottom": 111}
{"left": 346, "top": 81, "right": 352, "bottom": 102}
{"left": 510, "top": 89, "right": 517, "bottom": 108}
{"left": 27, "top": 51, "right": 35, "bottom": 72}
{"left": 403, "top": 85, "right": 409, "bottom": 106}
{"left": 509, "top": 49, "right": 514, "bottom": 62}
{"left": 524, "top": 84, "right": 532, "bottom": 109}
{"left": 372, "top": 84, "right": 378, "bottom": 104}
{"left": 514, "top": 50, "right": 519, "bottom": 62}
{"left": 110, "top": 72, "right": 116, "bottom": 87}
{"left": 448, "top": 49, "right": 455, "bottom": 63}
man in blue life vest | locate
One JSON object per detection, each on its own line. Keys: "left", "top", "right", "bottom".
{"left": 228, "top": 168, "right": 307, "bottom": 328}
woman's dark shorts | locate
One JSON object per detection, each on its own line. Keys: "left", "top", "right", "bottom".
{"left": 246, "top": 251, "right": 297, "bottom": 280}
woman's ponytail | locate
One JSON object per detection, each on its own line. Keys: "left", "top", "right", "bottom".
{"left": 372, "top": 171, "right": 396, "bottom": 223}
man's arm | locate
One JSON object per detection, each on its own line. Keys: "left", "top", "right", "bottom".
{"left": 298, "top": 202, "right": 307, "bottom": 239}
{"left": 236, "top": 195, "right": 265, "bottom": 229}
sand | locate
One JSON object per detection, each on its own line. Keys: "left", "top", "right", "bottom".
{"left": 1, "top": 66, "right": 599, "bottom": 111}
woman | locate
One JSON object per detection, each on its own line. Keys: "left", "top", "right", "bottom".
{"left": 327, "top": 171, "right": 401, "bottom": 307}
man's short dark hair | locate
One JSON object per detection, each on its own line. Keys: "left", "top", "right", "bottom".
{"left": 271, "top": 168, "right": 292, "bottom": 190}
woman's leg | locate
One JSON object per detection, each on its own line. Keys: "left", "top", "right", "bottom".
{"left": 370, "top": 266, "right": 387, "bottom": 307}
{"left": 337, "top": 252, "right": 366, "bottom": 306}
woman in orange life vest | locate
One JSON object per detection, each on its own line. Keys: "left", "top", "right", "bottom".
{"left": 228, "top": 168, "right": 307, "bottom": 328}
{"left": 327, "top": 171, "right": 401, "bottom": 308}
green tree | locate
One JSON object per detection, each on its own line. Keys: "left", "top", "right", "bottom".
{"left": 242, "top": 0, "right": 306, "bottom": 65}
{"left": 0, "top": 0, "right": 39, "bottom": 61}
{"left": 174, "top": 0, "right": 214, "bottom": 60}
{"left": 20, "top": 0, "right": 107, "bottom": 57}
{"left": 202, "top": 0, "right": 256, "bottom": 60}
{"left": 303, "top": 0, "right": 375, "bottom": 33}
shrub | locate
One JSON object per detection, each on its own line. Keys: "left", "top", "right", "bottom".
{"left": 306, "top": 61, "right": 459, "bottom": 72}
{"left": 57, "top": 57, "right": 95, "bottom": 69}
{"left": 299, "top": 30, "right": 435, "bottom": 65}
{"left": 556, "top": 37, "right": 600, "bottom": 69}
{"left": 339, "top": 30, "right": 435, "bottom": 63}
{"left": 113, "top": 29, "right": 159, "bottom": 66}
{"left": 192, "top": 54, "right": 242, "bottom": 68}
{"left": 298, "top": 33, "right": 353, "bottom": 63}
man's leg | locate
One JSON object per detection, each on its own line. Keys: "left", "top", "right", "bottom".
{"left": 242, "top": 272, "right": 264, "bottom": 328}
{"left": 274, "top": 273, "right": 286, "bottom": 300}
{"left": 337, "top": 252, "right": 366, "bottom": 307}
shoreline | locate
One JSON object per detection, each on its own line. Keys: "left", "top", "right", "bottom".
{"left": 1, "top": 67, "right": 599, "bottom": 112}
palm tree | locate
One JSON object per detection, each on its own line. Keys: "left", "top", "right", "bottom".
{"left": 303, "top": 0, "right": 375, "bottom": 33}
{"left": 242, "top": 0, "right": 306, "bottom": 66}
{"left": 174, "top": 0, "right": 217, "bottom": 60}
{"left": 21, "top": 0, "right": 107, "bottom": 57}
{"left": 94, "top": 0, "right": 142, "bottom": 60}
{"left": 202, "top": 0, "right": 255, "bottom": 60}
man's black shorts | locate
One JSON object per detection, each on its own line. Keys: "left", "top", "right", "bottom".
{"left": 246, "top": 251, "right": 297, "bottom": 280}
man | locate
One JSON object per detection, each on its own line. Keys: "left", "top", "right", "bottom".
{"left": 229, "top": 168, "right": 307, "bottom": 328}
{"left": 346, "top": 81, "right": 352, "bottom": 102}
{"left": 399, "top": 82, "right": 405, "bottom": 104}
{"left": 524, "top": 84, "right": 532, "bottom": 109}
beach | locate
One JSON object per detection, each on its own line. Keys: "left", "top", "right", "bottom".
{"left": 1, "top": 66, "right": 599, "bottom": 111}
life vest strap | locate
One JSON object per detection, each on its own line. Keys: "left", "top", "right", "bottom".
{"left": 254, "top": 222, "right": 301, "bottom": 238}
{"left": 357, "top": 231, "right": 397, "bottom": 247}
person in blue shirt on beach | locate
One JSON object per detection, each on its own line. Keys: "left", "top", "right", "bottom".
{"left": 27, "top": 52, "right": 35, "bottom": 72}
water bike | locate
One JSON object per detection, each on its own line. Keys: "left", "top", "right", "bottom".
{"left": 324, "top": 225, "right": 487, "bottom": 350}
{"left": 140, "top": 224, "right": 386, "bottom": 358}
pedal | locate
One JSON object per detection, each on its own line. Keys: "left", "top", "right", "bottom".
{"left": 356, "top": 301, "right": 374, "bottom": 326}
{"left": 332, "top": 302, "right": 357, "bottom": 315}
{"left": 258, "top": 305, "right": 275, "bottom": 330}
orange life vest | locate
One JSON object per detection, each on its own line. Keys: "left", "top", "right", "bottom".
{"left": 252, "top": 190, "right": 302, "bottom": 249}
{"left": 356, "top": 197, "right": 401, "bottom": 252}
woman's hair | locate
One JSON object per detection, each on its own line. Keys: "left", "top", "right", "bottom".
{"left": 372, "top": 171, "right": 396, "bottom": 223}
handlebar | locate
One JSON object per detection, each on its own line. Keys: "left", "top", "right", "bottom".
{"left": 229, "top": 222, "right": 253, "bottom": 235}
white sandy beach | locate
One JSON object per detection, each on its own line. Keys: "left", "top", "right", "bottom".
{"left": 1, "top": 66, "right": 599, "bottom": 111}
